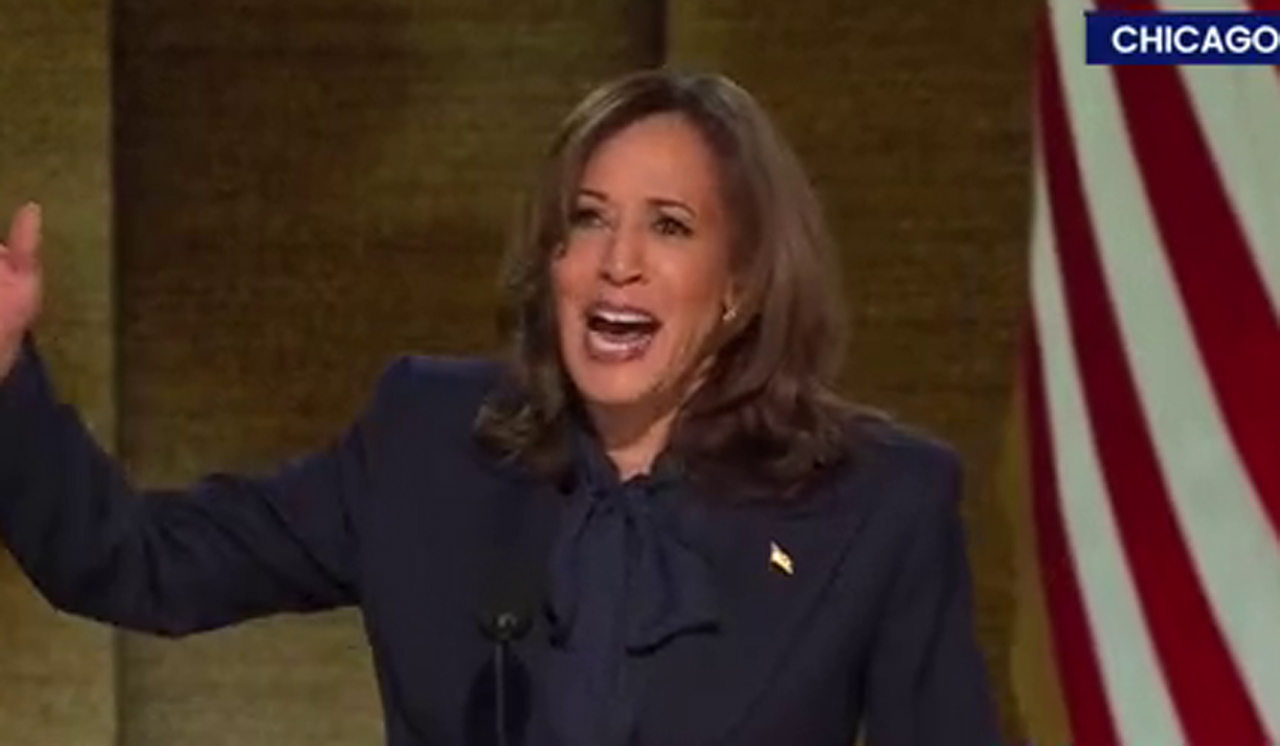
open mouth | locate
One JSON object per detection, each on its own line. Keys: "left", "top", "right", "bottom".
{"left": 583, "top": 302, "right": 662, "bottom": 361}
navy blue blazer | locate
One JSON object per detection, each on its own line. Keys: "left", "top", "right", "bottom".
{"left": 0, "top": 340, "right": 999, "bottom": 745}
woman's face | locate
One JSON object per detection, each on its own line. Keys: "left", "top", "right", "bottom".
{"left": 552, "top": 112, "right": 736, "bottom": 419}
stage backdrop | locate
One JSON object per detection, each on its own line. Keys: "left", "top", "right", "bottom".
{"left": 0, "top": 0, "right": 1035, "bottom": 743}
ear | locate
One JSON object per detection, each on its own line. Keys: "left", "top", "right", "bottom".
{"left": 720, "top": 280, "right": 742, "bottom": 324}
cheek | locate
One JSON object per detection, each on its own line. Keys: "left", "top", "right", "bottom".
{"left": 656, "top": 258, "right": 729, "bottom": 343}
{"left": 550, "top": 251, "right": 590, "bottom": 316}
{"left": 674, "top": 242, "right": 731, "bottom": 306}
{"left": 550, "top": 249, "right": 602, "bottom": 363}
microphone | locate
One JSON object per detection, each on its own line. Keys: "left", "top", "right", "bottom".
{"left": 469, "top": 485, "right": 555, "bottom": 746}
{"left": 479, "top": 608, "right": 533, "bottom": 643}
{"left": 478, "top": 608, "right": 534, "bottom": 746}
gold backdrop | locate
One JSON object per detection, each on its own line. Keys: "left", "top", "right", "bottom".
{"left": 0, "top": 1, "right": 116, "bottom": 744}
{"left": 0, "top": 0, "right": 1035, "bottom": 743}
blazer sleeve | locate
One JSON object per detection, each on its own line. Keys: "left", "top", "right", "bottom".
{"left": 863, "top": 450, "right": 1002, "bottom": 745}
{"left": 0, "top": 337, "right": 398, "bottom": 636}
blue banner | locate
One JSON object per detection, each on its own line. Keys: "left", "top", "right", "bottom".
{"left": 1086, "top": 11, "right": 1280, "bottom": 64}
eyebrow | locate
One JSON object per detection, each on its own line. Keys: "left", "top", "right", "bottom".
{"left": 575, "top": 189, "right": 697, "bottom": 219}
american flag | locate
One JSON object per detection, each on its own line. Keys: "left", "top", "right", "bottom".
{"left": 1010, "top": 0, "right": 1280, "bottom": 742}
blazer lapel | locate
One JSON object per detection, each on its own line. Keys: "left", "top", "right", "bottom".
{"left": 639, "top": 454, "right": 892, "bottom": 746}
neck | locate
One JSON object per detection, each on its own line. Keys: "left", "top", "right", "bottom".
{"left": 588, "top": 400, "right": 679, "bottom": 481}
{"left": 585, "top": 356, "right": 716, "bottom": 480}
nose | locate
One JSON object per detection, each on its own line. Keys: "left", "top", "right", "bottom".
{"left": 599, "top": 220, "right": 644, "bottom": 286}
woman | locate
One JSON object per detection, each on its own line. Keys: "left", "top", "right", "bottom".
{"left": 0, "top": 71, "right": 998, "bottom": 745}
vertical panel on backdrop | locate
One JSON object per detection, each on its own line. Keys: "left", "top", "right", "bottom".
{"left": 112, "top": 2, "right": 661, "bottom": 744}
{"left": 0, "top": 1, "right": 117, "bottom": 744}
{"left": 667, "top": 1, "right": 1037, "bottom": 739}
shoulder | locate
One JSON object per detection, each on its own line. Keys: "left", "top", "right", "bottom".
{"left": 850, "top": 414, "right": 962, "bottom": 484}
{"left": 823, "top": 413, "right": 964, "bottom": 524}
{"left": 377, "top": 354, "right": 504, "bottom": 398}
{"left": 362, "top": 354, "right": 506, "bottom": 436}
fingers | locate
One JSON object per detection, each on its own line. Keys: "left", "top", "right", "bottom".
{"left": 4, "top": 203, "right": 42, "bottom": 272}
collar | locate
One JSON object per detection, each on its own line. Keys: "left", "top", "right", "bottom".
{"left": 546, "top": 420, "right": 719, "bottom": 654}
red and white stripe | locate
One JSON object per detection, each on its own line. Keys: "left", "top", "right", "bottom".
{"left": 1027, "top": 0, "right": 1280, "bottom": 741}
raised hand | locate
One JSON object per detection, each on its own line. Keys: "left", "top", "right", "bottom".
{"left": 0, "top": 203, "right": 44, "bottom": 376}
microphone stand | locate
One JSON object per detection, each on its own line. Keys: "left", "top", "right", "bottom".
{"left": 484, "top": 609, "right": 531, "bottom": 746}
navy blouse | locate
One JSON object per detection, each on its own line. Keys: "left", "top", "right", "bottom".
{"left": 540, "top": 424, "right": 719, "bottom": 746}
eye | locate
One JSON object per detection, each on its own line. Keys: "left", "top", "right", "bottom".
{"left": 569, "top": 205, "right": 608, "bottom": 230}
{"left": 654, "top": 214, "right": 693, "bottom": 238}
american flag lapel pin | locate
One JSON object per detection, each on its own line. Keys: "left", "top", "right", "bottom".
{"left": 769, "top": 541, "right": 794, "bottom": 576}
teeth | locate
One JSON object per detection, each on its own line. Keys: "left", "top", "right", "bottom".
{"left": 590, "top": 332, "right": 646, "bottom": 352}
{"left": 593, "top": 307, "right": 655, "bottom": 324}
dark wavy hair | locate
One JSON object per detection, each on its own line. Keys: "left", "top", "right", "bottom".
{"left": 474, "top": 69, "right": 858, "bottom": 500}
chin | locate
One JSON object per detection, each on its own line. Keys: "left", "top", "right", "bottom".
{"left": 567, "top": 364, "right": 664, "bottom": 410}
